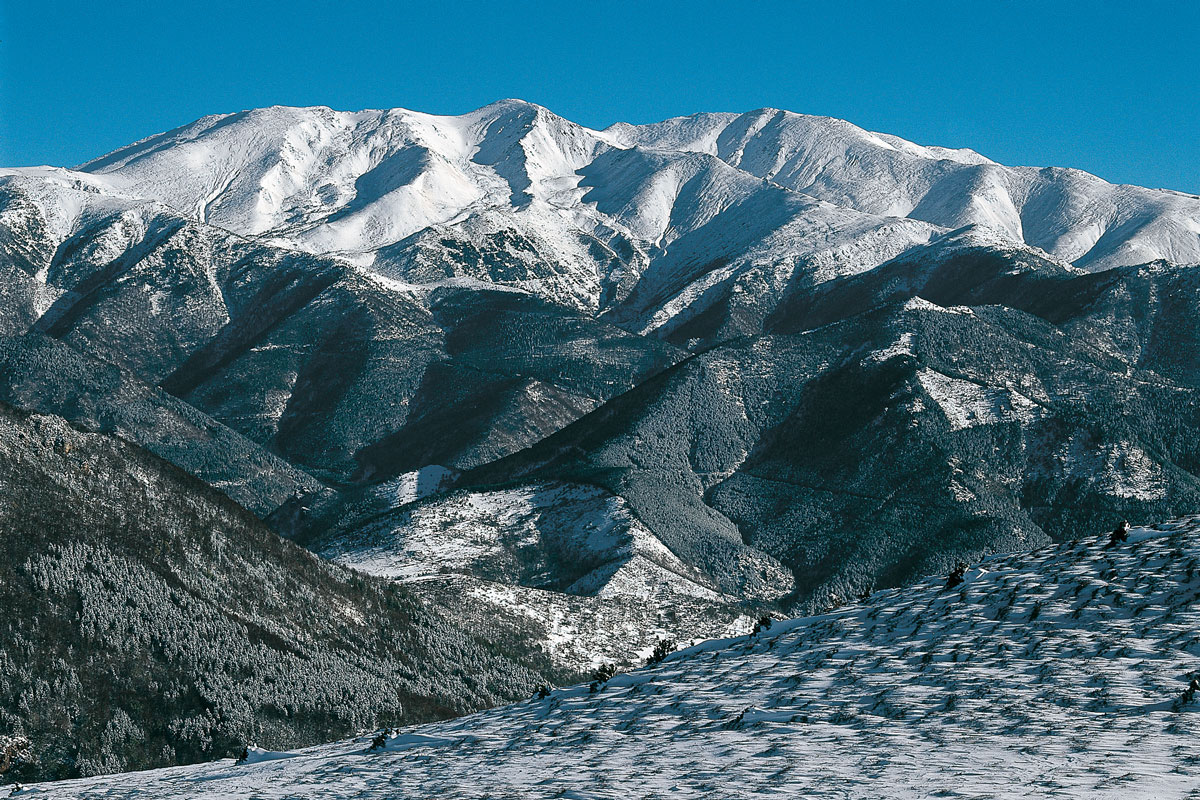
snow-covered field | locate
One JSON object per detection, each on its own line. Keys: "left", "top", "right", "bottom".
{"left": 26, "top": 517, "right": 1200, "bottom": 799}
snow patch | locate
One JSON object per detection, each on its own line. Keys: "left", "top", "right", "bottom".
{"left": 866, "top": 332, "right": 915, "bottom": 363}
{"left": 237, "top": 747, "right": 299, "bottom": 766}
{"left": 917, "top": 369, "right": 1042, "bottom": 431}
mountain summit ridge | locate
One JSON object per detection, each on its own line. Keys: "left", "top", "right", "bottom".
{"left": 7, "top": 100, "right": 1198, "bottom": 281}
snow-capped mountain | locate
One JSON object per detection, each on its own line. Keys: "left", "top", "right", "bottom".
{"left": 4, "top": 100, "right": 1200, "bottom": 785}
{"left": 615, "top": 108, "right": 1200, "bottom": 269}
{"left": 5, "top": 100, "right": 1199, "bottom": 333}
{"left": 31, "top": 516, "right": 1200, "bottom": 799}
{"left": 66, "top": 101, "right": 1200, "bottom": 270}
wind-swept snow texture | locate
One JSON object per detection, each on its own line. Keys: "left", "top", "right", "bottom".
{"left": 33, "top": 517, "right": 1200, "bottom": 799}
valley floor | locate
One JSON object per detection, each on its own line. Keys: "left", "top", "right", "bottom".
{"left": 21, "top": 519, "right": 1200, "bottom": 799}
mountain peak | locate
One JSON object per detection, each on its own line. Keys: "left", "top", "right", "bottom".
{"left": 6, "top": 99, "right": 1199, "bottom": 295}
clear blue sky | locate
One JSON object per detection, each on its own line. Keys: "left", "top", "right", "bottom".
{"left": 2, "top": 1, "right": 1196, "bottom": 193}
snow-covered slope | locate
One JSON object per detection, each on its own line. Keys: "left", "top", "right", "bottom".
{"left": 614, "top": 108, "right": 1200, "bottom": 270}
{"left": 6, "top": 100, "right": 1198, "bottom": 333}
{"left": 34, "top": 516, "right": 1200, "bottom": 799}
{"left": 5, "top": 103, "right": 1200, "bottom": 790}
{"left": 3, "top": 102, "right": 941, "bottom": 322}
{"left": 308, "top": 481, "right": 760, "bottom": 675}
{"left": 314, "top": 482, "right": 722, "bottom": 596}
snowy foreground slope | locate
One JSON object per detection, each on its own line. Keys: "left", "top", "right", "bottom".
{"left": 32, "top": 517, "right": 1200, "bottom": 799}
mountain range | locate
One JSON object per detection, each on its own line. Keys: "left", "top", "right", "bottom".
{"left": 2, "top": 99, "right": 1199, "bottom": 783}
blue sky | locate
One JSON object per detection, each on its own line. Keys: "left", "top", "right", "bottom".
{"left": 2, "top": 1, "right": 1196, "bottom": 193}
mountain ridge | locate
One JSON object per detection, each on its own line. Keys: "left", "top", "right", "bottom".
{"left": 0, "top": 401, "right": 547, "bottom": 784}
{"left": 72, "top": 100, "right": 1200, "bottom": 256}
